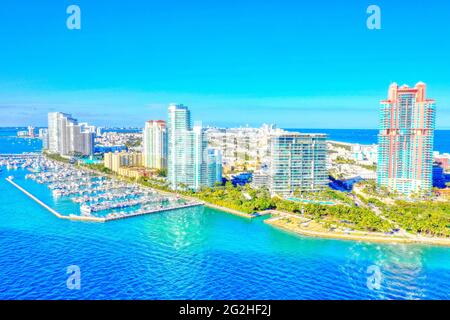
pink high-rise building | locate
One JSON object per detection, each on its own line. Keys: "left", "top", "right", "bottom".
{"left": 377, "top": 82, "right": 436, "bottom": 196}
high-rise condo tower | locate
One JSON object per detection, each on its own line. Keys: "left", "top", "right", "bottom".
{"left": 377, "top": 82, "right": 436, "bottom": 196}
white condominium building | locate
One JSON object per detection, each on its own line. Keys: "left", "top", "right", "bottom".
{"left": 207, "top": 148, "right": 223, "bottom": 186}
{"left": 47, "top": 112, "right": 95, "bottom": 156}
{"left": 268, "top": 132, "right": 328, "bottom": 196}
{"left": 143, "top": 120, "right": 168, "bottom": 170}
{"left": 167, "top": 104, "right": 220, "bottom": 191}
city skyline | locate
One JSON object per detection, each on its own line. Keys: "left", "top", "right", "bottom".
{"left": 0, "top": 1, "right": 449, "bottom": 128}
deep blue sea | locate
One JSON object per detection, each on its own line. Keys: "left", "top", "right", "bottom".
{"left": 0, "top": 127, "right": 449, "bottom": 300}
{"left": 287, "top": 129, "right": 450, "bottom": 153}
{"left": 0, "top": 128, "right": 42, "bottom": 154}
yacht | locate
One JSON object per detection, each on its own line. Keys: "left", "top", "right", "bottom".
{"left": 80, "top": 205, "right": 92, "bottom": 216}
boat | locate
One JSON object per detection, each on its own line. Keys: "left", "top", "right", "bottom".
{"left": 80, "top": 205, "right": 92, "bottom": 216}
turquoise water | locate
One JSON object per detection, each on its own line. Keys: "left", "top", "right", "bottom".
{"left": 1, "top": 169, "right": 450, "bottom": 299}
{"left": 0, "top": 129, "right": 449, "bottom": 299}
{"left": 0, "top": 128, "right": 42, "bottom": 154}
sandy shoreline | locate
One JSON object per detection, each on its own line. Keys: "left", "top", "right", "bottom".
{"left": 203, "top": 202, "right": 254, "bottom": 218}
{"left": 265, "top": 216, "right": 450, "bottom": 247}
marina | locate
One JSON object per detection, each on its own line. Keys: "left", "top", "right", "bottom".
{"left": 1, "top": 154, "right": 203, "bottom": 222}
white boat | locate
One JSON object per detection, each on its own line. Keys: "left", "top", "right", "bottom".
{"left": 80, "top": 205, "right": 92, "bottom": 216}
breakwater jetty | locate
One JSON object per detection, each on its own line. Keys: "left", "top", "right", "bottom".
{"left": 104, "top": 202, "right": 204, "bottom": 221}
{"left": 6, "top": 177, "right": 105, "bottom": 222}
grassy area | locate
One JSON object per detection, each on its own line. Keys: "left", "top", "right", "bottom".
{"left": 330, "top": 142, "right": 351, "bottom": 151}
{"left": 382, "top": 201, "right": 450, "bottom": 237}
{"left": 124, "top": 137, "right": 142, "bottom": 149}
{"left": 359, "top": 163, "right": 377, "bottom": 171}
{"left": 334, "top": 156, "right": 356, "bottom": 165}
{"left": 183, "top": 183, "right": 275, "bottom": 214}
{"left": 357, "top": 180, "right": 390, "bottom": 198}
{"left": 355, "top": 181, "right": 449, "bottom": 237}
{"left": 294, "top": 189, "right": 355, "bottom": 206}
{"left": 274, "top": 198, "right": 393, "bottom": 232}
{"left": 80, "top": 163, "right": 113, "bottom": 174}
{"left": 138, "top": 176, "right": 171, "bottom": 191}
{"left": 43, "top": 151, "right": 70, "bottom": 163}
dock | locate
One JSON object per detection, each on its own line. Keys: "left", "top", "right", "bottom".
{"left": 0, "top": 153, "right": 40, "bottom": 158}
{"left": 6, "top": 177, "right": 203, "bottom": 223}
{"left": 104, "top": 202, "right": 204, "bottom": 221}
{"left": 5, "top": 177, "right": 105, "bottom": 222}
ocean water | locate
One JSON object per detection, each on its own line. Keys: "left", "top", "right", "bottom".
{"left": 287, "top": 129, "right": 450, "bottom": 153}
{"left": 0, "top": 128, "right": 449, "bottom": 300}
{"left": 0, "top": 128, "right": 42, "bottom": 154}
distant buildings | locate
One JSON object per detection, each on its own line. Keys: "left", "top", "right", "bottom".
{"left": 47, "top": 112, "right": 95, "bottom": 156}
{"left": 433, "top": 151, "right": 450, "bottom": 171}
{"left": 96, "top": 127, "right": 104, "bottom": 136}
{"left": 143, "top": 120, "right": 167, "bottom": 170}
{"left": 38, "top": 128, "right": 48, "bottom": 149}
{"left": 351, "top": 144, "right": 377, "bottom": 164}
{"left": 267, "top": 132, "right": 328, "bottom": 196}
{"left": 17, "top": 126, "right": 36, "bottom": 138}
{"left": 94, "top": 131, "right": 140, "bottom": 153}
{"left": 251, "top": 170, "right": 269, "bottom": 189}
{"left": 207, "top": 125, "right": 329, "bottom": 195}
{"left": 207, "top": 148, "right": 223, "bottom": 186}
{"left": 327, "top": 141, "right": 377, "bottom": 183}
{"left": 78, "top": 123, "right": 96, "bottom": 156}
{"left": 206, "top": 124, "right": 283, "bottom": 173}
{"left": 167, "top": 104, "right": 221, "bottom": 190}
{"left": 26, "top": 126, "right": 35, "bottom": 138}
{"left": 377, "top": 82, "right": 436, "bottom": 196}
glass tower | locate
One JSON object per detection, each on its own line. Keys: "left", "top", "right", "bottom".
{"left": 167, "top": 104, "right": 209, "bottom": 191}
{"left": 269, "top": 133, "right": 328, "bottom": 196}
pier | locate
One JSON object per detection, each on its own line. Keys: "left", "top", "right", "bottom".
{"left": 104, "top": 202, "right": 204, "bottom": 221}
{"left": 6, "top": 177, "right": 105, "bottom": 222}
{"left": 0, "top": 153, "right": 40, "bottom": 158}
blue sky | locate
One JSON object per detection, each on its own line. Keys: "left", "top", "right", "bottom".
{"left": 0, "top": 0, "right": 449, "bottom": 128}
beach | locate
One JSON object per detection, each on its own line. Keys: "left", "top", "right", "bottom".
{"left": 264, "top": 214, "right": 450, "bottom": 247}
